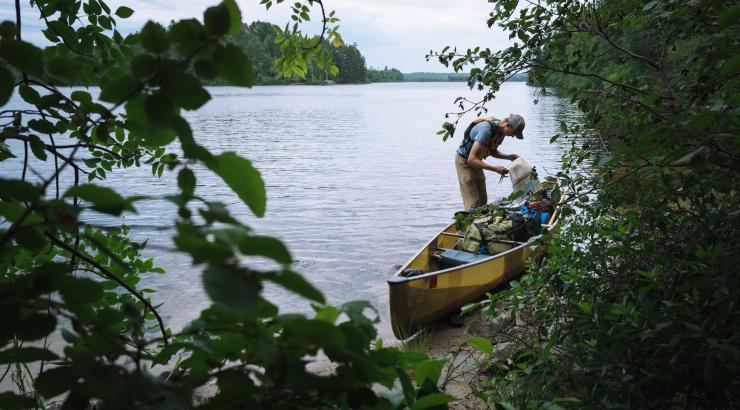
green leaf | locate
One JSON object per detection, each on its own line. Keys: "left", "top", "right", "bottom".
{"left": 36, "top": 367, "right": 74, "bottom": 398}
{"left": 239, "top": 235, "right": 291, "bottom": 264}
{"left": 174, "top": 223, "right": 234, "bottom": 264}
{"left": 194, "top": 58, "right": 217, "bottom": 79}
{"left": 170, "top": 19, "right": 204, "bottom": 55}
{"left": 144, "top": 93, "right": 176, "bottom": 127}
{"left": 46, "top": 56, "right": 85, "bottom": 82}
{"left": 460, "top": 301, "right": 480, "bottom": 315}
{"left": 314, "top": 305, "right": 341, "bottom": 323}
{"left": 99, "top": 72, "right": 139, "bottom": 103}
{"left": 140, "top": 21, "right": 169, "bottom": 53}
{"left": 115, "top": 6, "right": 134, "bottom": 18}
{"left": 213, "top": 44, "right": 254, "bottom": 87}
{"left": 203, "top": 265, "right": 261, "bottom": 317}
{"left": 410, "top": 393, "right": 456, "bottom": 410}
{"left": 131, "top": 54, "right": 157, "bottom": 78}
{"left": 468, "top": 336, "right": 493, "bottom": 354}
{"left": 223, "top": 0, "right": 243, "bottom": 35}
{"left": 161, "top": 72, "right": 211, "bottom": 110}
{"left": 18, "top": 84, "right": 40, "bottom": 104}
{"left": 15, "top": 227, "right": 47, "bottom": 255}
{"left": 643, "top": 1, "right": 658, "bottom": 11}
{"left": 28, "top": 119, "right": 55, "bottom": 134}
{"left": 64, "top": 184, "right": 135, "bottom": 215}
{"left": 204, "top": 3, "right": 231, "bottom": 36}
{"left": 0, "top": 39, "right": 44, "bottom": 77}
{"left": 0, "top": 66, "right": 14, "bottom": 106}
{"left": 281, "top": 317, "right": 346, "bottom": 348}
{"left": 209, "top": 152, "right": 266, "bottom": 217}
{"left": 125, "top": 95, "right": 177, "bottom": 147}
{"left": 0, "top": 347, "right": 58, "bottom": 364}
{"left": 177, "top": 168, "right": 196, "bottom": 196}
{"left": 17, "top": 313, "right": 56, "bottom": 341}
{"left": 719, "top": 6, "right": 740, "bottom": 29}
{"left": 0, "top": 392, "right": 36, "bottom": 410}
{"left": 596, "top": 154, "right": 612, "bottom": 167}
{"left": 395, "top": 368, "right": 416, "bottom": 405}
{"left": 58, "top": 277, "right": 104, "bottom": 305}
{"left": 0, "top": 179, "right": 39, "bottom": 202}
{"left": 0, "top": 21, "right": 16, "bottom": 39}
{"left": 720, "top": 54, "right": 740, "bottom": 73}
{"left": 496, "top": 402, "right": 517, "bottom": 410}
{"left": 413, "top": 358, "right": 446, "bottom": 385}
{"left": 0, "top": 201, "right": 27, "bottom": 222}
{"left": 641, "top": 93, "right": 661, "bottom": 106}
{"left": 265, "top": 269, "right": 325, "bottom": 304}
{"left": 674, "top": 146, "right": 704, "bottom": 166}
{"left": 27, "top": 135, "right": 47, "bottom": 160}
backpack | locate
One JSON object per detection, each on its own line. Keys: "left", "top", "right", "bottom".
{"left": 461, "top": 117, "right": 504, "bottom": 155}
{"left": 458, "top": 214, "right": 530, "bottom": 255}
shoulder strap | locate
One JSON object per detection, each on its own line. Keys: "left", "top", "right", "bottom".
{"left": 471, "top": 116, "right": 496, "bottom": 125}
{"left": 486, "top": 119, "right": 504, "bottom": 149}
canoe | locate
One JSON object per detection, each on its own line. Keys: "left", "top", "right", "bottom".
{"left": 387, "top": 207, "right": 561, "bottom": 338}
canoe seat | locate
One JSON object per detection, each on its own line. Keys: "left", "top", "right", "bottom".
{"left": 439, "top": 250, "right": 491, "bottom": 268}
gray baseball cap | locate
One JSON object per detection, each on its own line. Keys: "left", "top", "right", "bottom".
{"left": 507, "top": 114, "right": 525, "bottom": 139}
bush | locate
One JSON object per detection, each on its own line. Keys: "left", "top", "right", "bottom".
{"left": 435, "top": 0, "right": 740, "bottom": 407}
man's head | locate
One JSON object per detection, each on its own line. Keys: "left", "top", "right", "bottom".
{"left": 501, "top": 114, "right": 525, "bottom": 139}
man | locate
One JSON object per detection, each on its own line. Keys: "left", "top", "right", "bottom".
{"left": 455, "top": 114, "right": 525, "bottom": 210}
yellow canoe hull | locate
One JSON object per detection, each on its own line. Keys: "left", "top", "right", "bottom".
{"left": 388, "top": 218, "right": 559, "bottom": 338}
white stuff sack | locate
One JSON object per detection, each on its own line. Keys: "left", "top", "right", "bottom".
{"left": 509, "top": 157, "right": 542, "bottom": 197}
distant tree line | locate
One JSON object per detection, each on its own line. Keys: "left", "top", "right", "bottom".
{"left": 368, "top": 66, "right": 404, "bottom": 82}
{"left": 402, "top": 72, "right": 528, "bottom": 82}
{"left": 404, "top": 72, "right": 469, "bottom": 82}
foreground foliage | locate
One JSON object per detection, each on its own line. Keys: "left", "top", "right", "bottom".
{"left": 0, "top": 1, "right": 452, "bottom": 408}
{"left": 221, "top": 22, "right": 374, "bottom": 85}
{"left": 437, "top": 0, "right": 739, "bottom": 407}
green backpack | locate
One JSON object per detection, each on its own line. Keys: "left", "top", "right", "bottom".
{"left": 459, "top": 217, "right": 514, "bottom": 254}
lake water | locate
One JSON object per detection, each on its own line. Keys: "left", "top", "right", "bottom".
{"left": 2, "top": 82, "right": 581, "bottom": 341}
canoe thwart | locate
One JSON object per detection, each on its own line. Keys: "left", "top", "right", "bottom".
{"left": 440, "top": 232, "right": 464, "bottom": 238}
{"left": 440, "top": 232, "right": 523, "bottom": 246}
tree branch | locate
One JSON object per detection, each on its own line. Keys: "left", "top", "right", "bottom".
{"left": 302, "top": 0, "right": 327, "bottom": 50}
{"left": 530, "top": 61, "right": 649, "bottom": 95}
{"left": 47, "top": 234, "right": 169, "bottom": 345}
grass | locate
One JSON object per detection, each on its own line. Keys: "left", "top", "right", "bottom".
{"left": 392, "top": 322, "right": 435, "bottom": 354}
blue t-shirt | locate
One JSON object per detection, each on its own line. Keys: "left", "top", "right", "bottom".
{"left": 456, "top": 120, "right": 502, "bottom": 158}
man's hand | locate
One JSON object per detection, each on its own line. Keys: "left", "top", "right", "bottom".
{"left": 495, "top": 166, "right": 509, "bottom": 176}
{"left": 509, "top": 153, "right": 520, "bottom": 161}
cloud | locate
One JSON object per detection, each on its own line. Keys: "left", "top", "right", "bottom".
{"left": 12, "top": 0, "right": 511, "bottom": 72}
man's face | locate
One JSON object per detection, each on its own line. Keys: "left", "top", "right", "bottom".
{"left": 500, "top": 120, "right": 516, "bottom": 136}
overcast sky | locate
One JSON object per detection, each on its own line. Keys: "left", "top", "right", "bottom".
{"left": 5, "top": 0, "right": 510, "bottom": 72}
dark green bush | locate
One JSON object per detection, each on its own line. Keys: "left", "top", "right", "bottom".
{"left": 436, "top": 0, "right": 739, "bottom": 407}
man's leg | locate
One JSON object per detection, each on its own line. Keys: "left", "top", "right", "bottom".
{"left": 455, "top": 155, "right": 487, "bottom": 209}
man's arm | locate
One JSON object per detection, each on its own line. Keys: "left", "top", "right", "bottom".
{"left": 468, "top": 142, "right": 509, "bottom": 175}
{"left": 491, "top": 149, "right": 519, "bottom": 161}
